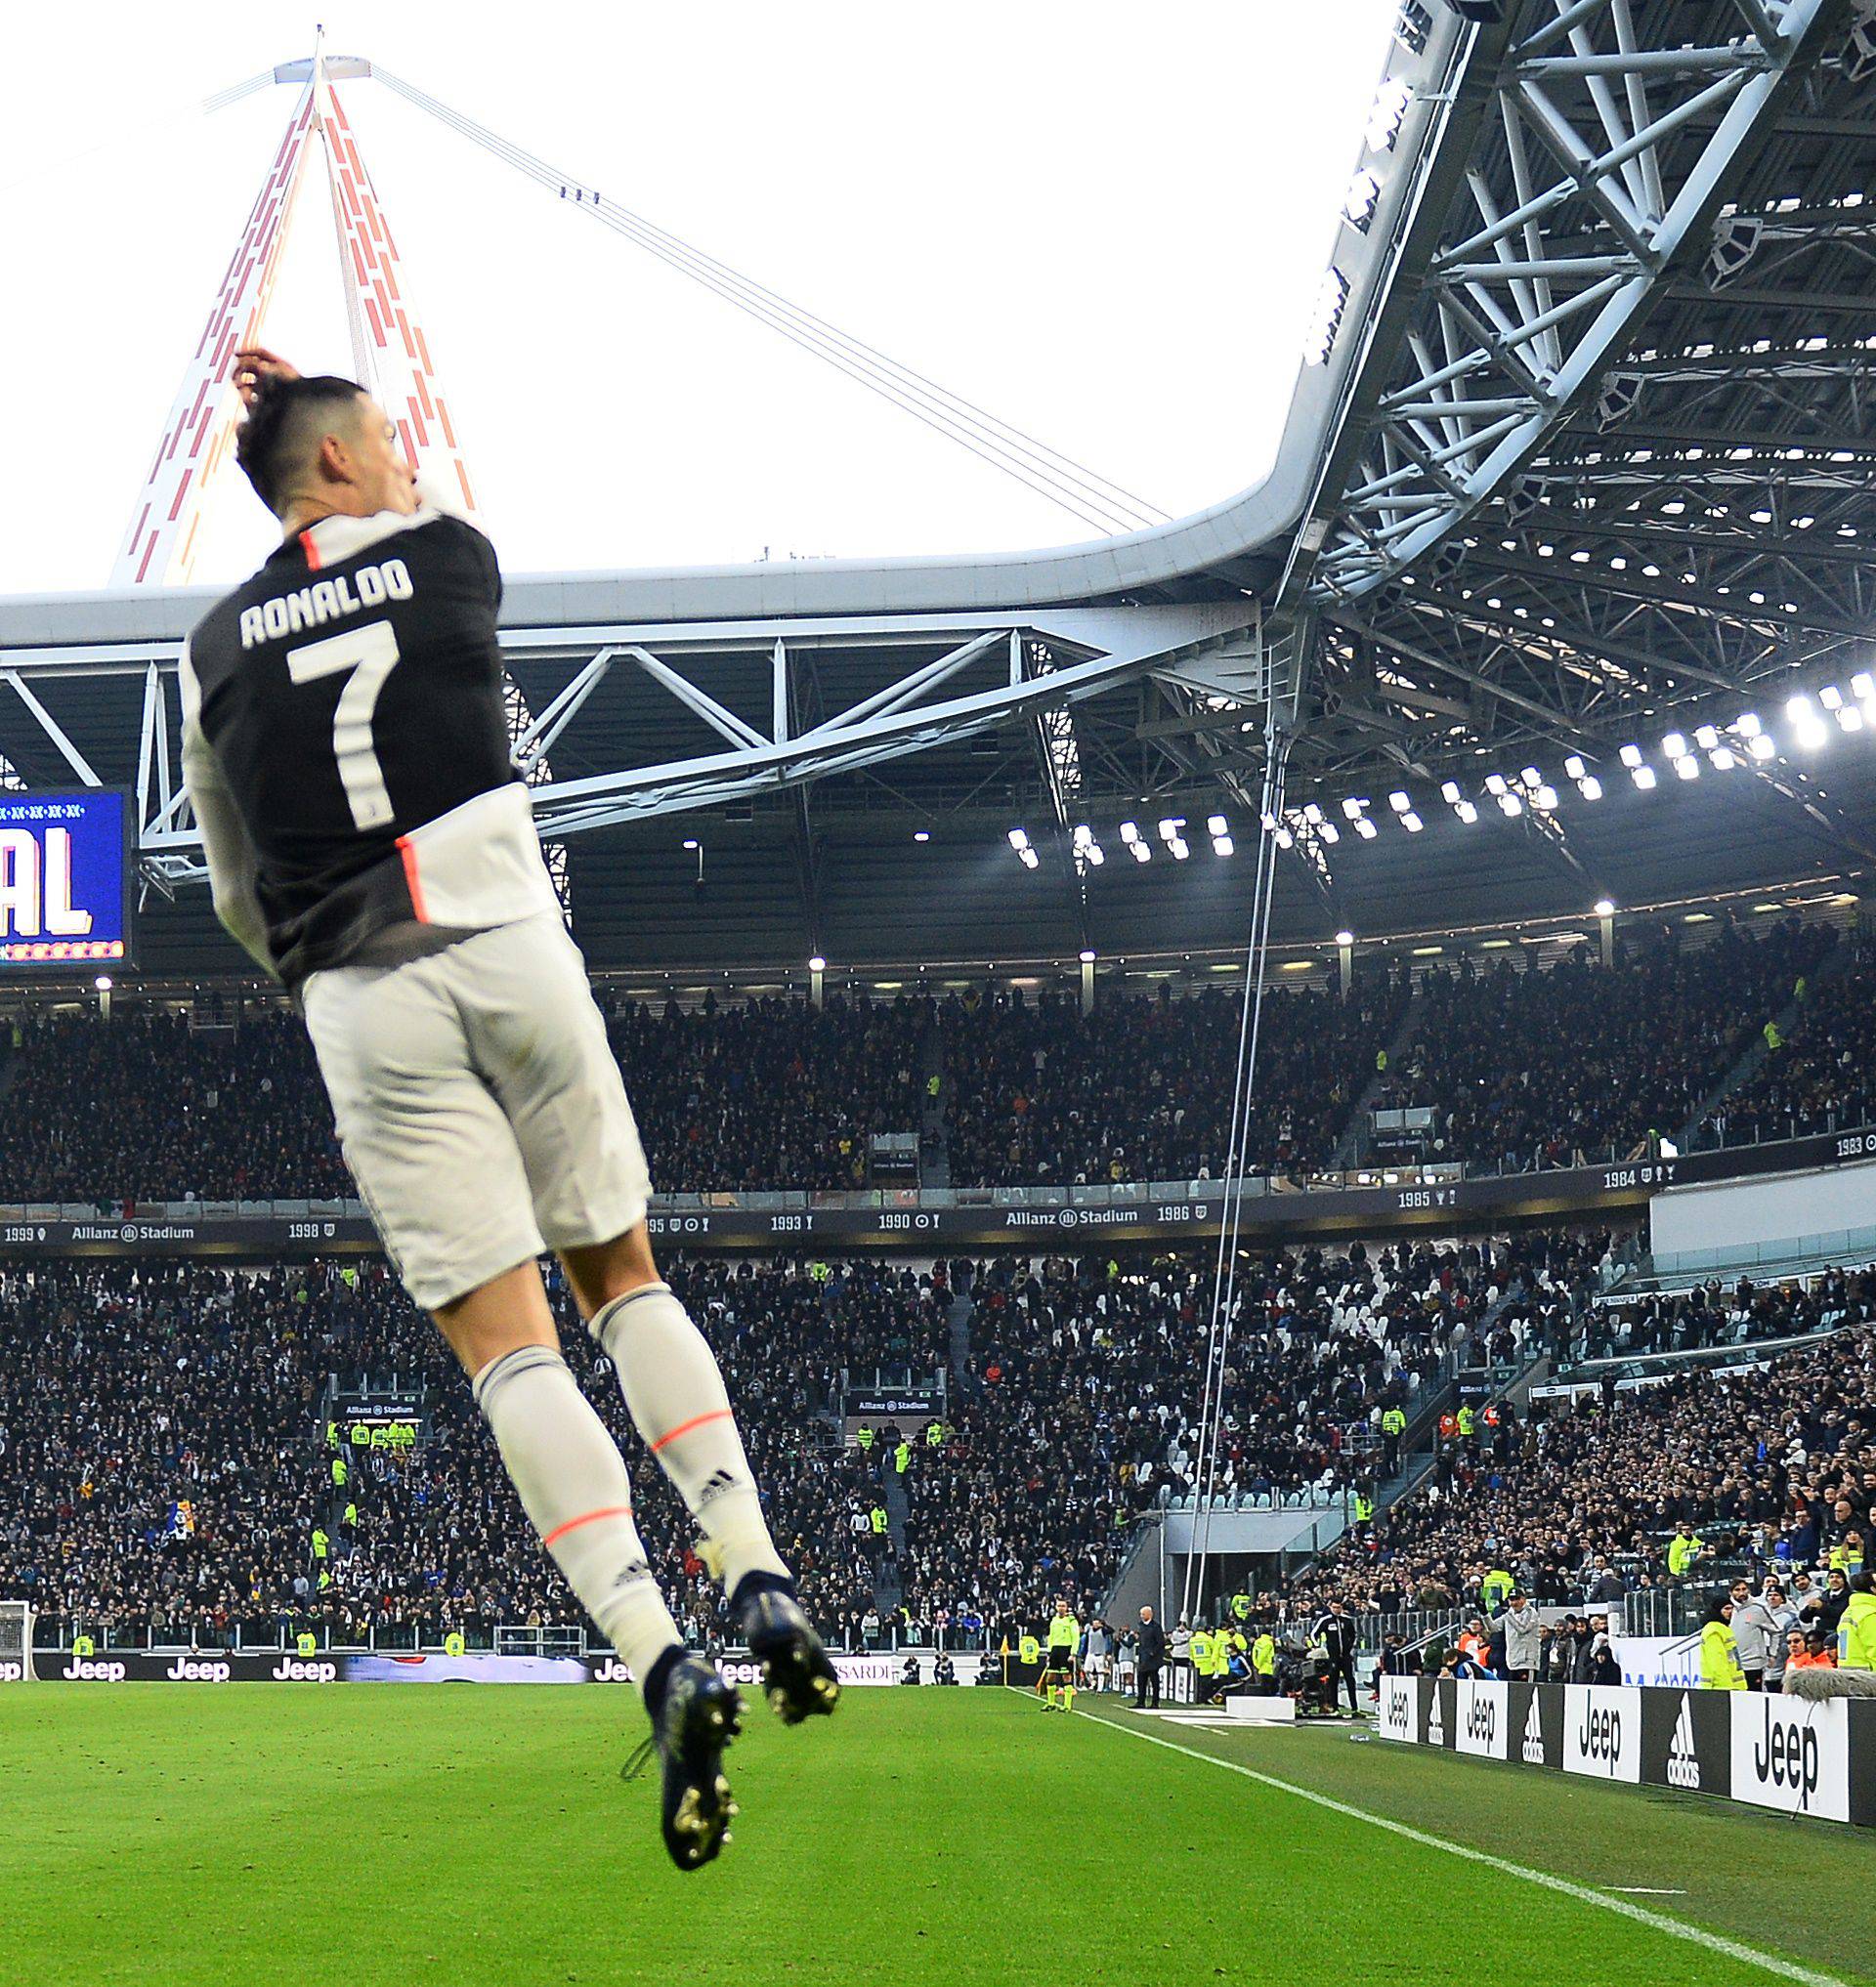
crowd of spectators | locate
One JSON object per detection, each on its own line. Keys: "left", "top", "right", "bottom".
{"left": 1697, "top": 936, "right": 1876, "bottom": 1148}
{"left": 891, "top": 1231, "right": 1628, "bottom": 1628}
{"left": 0, "top": 916, "right": 1869, "bottom": 1203}
{"left": 1373, "top": 915, "right": 1835, "bottom": 1171}
{"left": 0, "top": 1255, "right": 951, "bottom": 1651}
{"left": 0, "top": 1011, "right": 349, "bottom": 1203}
{"left": 937, "top": 977, "right": 1407, "bottom": 1186}
{"left": 1300, "top": 1315, "right": 1873, "bottom": 1621}
{"left": 0, "top": 1225, "right": 1642, "bottom": 1651}
{"left": 601, "top": 992, "right": 926, "bottom": 1191}
{"left": 1576, "top": 1262, "right": 1876, "bottom": 1364}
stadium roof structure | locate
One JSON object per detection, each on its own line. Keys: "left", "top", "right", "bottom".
{"left": 2, "top": 0, "right": 1873, "bottom": 980}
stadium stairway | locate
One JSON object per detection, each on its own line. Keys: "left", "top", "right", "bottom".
{"left": 1327, "top": 985, "right": 1426, "bottom": 1170}
{"left": 1673, "top": 932, "right": 1855, "bottom": 1150}
{"left": 919, "top": 1023, "right": 951, "bottom": 1188}
{"left": 946, "top": 1288, "right": 973, "bottom": 1390}
{"left": 874, "top": 1463, "right": 912, "bottom": 1615}
{"left": 1099, "top": 1510, "right": 1167, "bottom": 1626}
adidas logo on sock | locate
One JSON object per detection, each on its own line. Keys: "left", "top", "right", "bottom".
{"left": 696, "top": 1469, "right": 743, "bottom": 1509}
{"left": 613, "top": 1560, "right": 652, "bottom": 1590}
{"left": 1521, "top": 1693, "right": 1545, "bottom": 1765}
{"left": 1667, "top": 1692, "right": 1700, "bottom": 1790}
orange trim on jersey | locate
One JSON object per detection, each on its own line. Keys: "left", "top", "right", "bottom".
{"left": 540, "top": 1504, "right": 633, "bottom": 1549}
{"left": 299, "top": 527, "right": 322, "bottom": 571}
{"left": 395, "top": 834, "right": 428, "bottom": 922}
{"left": 650, "top": 1408, "right": 733, "bottom": 1453}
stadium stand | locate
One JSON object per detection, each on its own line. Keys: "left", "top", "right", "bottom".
{"left": 935, "top": 975, "right": 1408, "bottom": 1185}
{"left": 1695, "top": 933, "right": 1876, "bottom": 1149}
{"left": 1299, "top": 1312, "right": 1874, "bottom": 1619}
{"left": 0, "top": 1256, "right": 943, "bottom": 1651}
{"left": 600, "top": 992, "right": 928, "bottom": 1190}
{"left": 3, "top": 915, "right": 1867, "bottom": 1207}
{"left": 1371, "top": 915, "right": 1836, "bottom": 1170}
{"left": 0, "top": 1230, "right": 1634, "bottom": 1651}
{"left": 0, "top": 1010, "right": 350, "bottom": 1202}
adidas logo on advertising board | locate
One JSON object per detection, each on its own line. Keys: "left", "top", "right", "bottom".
{"left": 1667, "top": 1693, "right": 1700, "bottom": 1790}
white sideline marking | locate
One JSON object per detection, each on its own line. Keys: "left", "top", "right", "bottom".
{"left": 1076, "top": 1710, "right": 1848, "bottom": 1987}
{"left": 1612, "top": 1888, "right": 1690, "bottom": 1896}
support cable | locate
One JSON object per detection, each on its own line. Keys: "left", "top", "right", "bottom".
{"left": 369, "top": 65, "right": 1168, "bottom": 537}
{"left": 1181, "top": 724, "right": 1292, "bottom": 1628}
{"left": 0, "top": 68, "right": 276, "bottom": 197}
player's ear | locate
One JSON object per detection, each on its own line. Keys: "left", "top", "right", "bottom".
{"left": 316, "top": 427, "right": 354, "bottom": 489}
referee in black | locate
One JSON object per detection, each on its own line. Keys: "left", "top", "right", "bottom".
{"left": 1134, "top": 1605, "right": 1168, "bottom": 1710}
{"left": 1314, "top": 1599, "right": 1360, "bottom": 1713}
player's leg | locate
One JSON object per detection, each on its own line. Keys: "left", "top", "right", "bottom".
{"left": 560, "top": 1226, "right": 787, "bottom": 1603}
{"left": 465, "top": 911, "right": 836, "bottom": 1723}
{"left": 435, "top": 1260, "right": 686, "bottom": 1694}
{"left": 302, "top": 946, "right": 739, "bottom": 1868}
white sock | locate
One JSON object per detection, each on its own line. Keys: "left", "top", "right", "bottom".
{"left": 589, "top": 1283, "right": 789, "bottom": 1595}
{"left": 472, "top": 1344, "right": 682, "bottom": 1681}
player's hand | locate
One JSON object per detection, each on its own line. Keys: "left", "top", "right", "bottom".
{"left": 233, "top": 346, "right": 299, "bottom": 410}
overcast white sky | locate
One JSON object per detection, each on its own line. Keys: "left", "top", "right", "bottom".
{"left": 0, "top": 0, "right": 1401, "bottom": 592}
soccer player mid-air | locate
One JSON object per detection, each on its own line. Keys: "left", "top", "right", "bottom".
{"left": 179, "top": 349, "right": 838, "bottom": 1870}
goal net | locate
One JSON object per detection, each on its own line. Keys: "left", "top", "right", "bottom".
{"left": 0, "top": 1601, "right": 35, "bottom": 1682}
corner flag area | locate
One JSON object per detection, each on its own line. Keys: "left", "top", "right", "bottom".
{"left": 2, "top": 1687, "right": 1868, "bottom": 1986}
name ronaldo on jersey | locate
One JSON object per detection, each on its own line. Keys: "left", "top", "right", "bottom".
{"left": 238, "top": 558, "right": 415, "bottom": 649}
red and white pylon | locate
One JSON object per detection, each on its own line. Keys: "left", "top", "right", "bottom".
{"left": 113, "top": 40, "right": 478, "bottom": 587}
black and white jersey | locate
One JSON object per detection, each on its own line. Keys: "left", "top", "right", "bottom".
{"left": 182, "top": 500, "right": 560, "bottom": 987}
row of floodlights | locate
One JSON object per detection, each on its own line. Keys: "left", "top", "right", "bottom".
{"left": 1005, "top": 675, "right": 1876, "bottom": 865}
{"left": 1008, "top": 816, "right": 1234, "bottom": 869}
{"left": 1304, "top": 68, "right": 1418, "bottom": 365}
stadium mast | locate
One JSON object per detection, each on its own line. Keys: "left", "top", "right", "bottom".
{"left": 111, "top": 33, "right": 478, "bottom": 588}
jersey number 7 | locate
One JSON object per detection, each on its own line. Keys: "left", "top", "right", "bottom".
{"left": 285, "top": 621, "right": 403, "bottom": 831}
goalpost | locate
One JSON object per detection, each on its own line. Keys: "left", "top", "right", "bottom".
{"left": 0, "top": 1601, "right": 35, "bottom": 1682}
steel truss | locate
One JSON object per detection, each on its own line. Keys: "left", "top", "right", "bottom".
{"left": 1312, "top": 0, "right": 1842, "bottom": 607}
{"left": 0, "top": 2, "right": 1858, "bottom": 963}
{"left": 0, "top": 603, "right": 1258, "bottom": 892}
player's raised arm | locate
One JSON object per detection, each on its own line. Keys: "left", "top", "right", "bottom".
{"left": 233, "top": 345, "right": 299, "bottom": 411}
{"left": 177, "top": 639, "right": 277, "bottom": 980}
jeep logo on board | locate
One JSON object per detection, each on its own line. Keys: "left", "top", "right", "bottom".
{"left": 1564, "top": 1685, "right": 1640, "bottom": 1782}
{"left": 61, "top": 1658, "right": 127, "bottom": 1681}
{"left": 1578, "top": 1703, "right": 1622, "bottom": 1763}
{"left": 165, "top": 1657, "right": 232, "bottom": 1682}
{"left": 1730, "top": 1695, "right": 1848, "bottom": 1821}
{"left": 1752, "top": 1703, "right": 1819, "bottom": 1804}
{"left": 269, "top": 1658, "right": 338, "bottom": 1682}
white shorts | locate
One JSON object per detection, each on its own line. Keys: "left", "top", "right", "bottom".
{"left": 302, "top": 911, "right": 650, "bottom": 1310}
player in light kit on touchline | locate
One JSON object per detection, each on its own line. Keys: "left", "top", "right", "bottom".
{"left": 179, "top": 347, "right": 838, "bottom": 1870}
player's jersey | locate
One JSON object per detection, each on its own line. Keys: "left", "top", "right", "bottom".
{"left": 183, "top": 505, "right": 559, "bottom": 987}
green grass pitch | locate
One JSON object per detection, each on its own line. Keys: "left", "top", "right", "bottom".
{"left": 1, "top": 1685, "right": 1869, "bottom": 1986}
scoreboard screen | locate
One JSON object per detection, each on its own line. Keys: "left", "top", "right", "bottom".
{"left": 0, "top": 789, "right": 135, "bottom": 970}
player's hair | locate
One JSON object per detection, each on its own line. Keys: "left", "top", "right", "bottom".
{"left": 234, "top": 373, "right": 368, "bottom": 514}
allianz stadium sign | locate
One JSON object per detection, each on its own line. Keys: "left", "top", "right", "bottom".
{"left": 0, "top": 1125, "right": 1861, "bottom": 1259}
